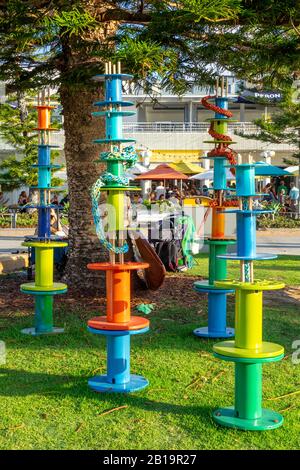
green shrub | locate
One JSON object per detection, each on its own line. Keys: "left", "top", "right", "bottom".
{"left": 257, "top": 215, "right": 300, "bottom": 229}
{"left": 0, "top": 212, "right": 38, "bottom": 228}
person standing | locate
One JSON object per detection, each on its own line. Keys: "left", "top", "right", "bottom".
{"left": 154, "top": 181, "right": 165, "bottom": 200}
{"left": 289, "top": 182, "right": 299, "bottom": 217}
{"left": 277, "top": 179, "right": 288, "bottom": 197}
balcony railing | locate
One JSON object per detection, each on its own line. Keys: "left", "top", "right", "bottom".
{"left": 123, "top": 79, "right": 240, "bottom": 97}
{"left": 46, "top": 122, "right": 260, "bottom": 148}
{"left": 122, "top": 122, "right": 259, "bottom": 134}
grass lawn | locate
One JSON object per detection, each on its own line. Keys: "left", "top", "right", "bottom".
{"left": 186, "top": 253, "right": 300, "bottom": 286}
{"left": 0, "top": 254, "right": 299, "bottom": 450}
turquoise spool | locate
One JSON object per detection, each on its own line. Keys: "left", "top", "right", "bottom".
{"left": 236, "top": 164, "right": 256, "bottom": 197}
{"left": 214, "top": 157, "right": 227, "bottom": 190}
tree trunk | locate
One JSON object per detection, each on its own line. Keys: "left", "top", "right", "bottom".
{"left": 60, "top": 83, "right": 107, "bottom": 293}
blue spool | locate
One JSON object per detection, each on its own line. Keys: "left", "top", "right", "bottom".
{"left": 37, "top": 146, "right": 51, "bottom": 188}
{"left": 38, "top": 208, "right": 51, "bottom": 238}
{"left": 87, "top": 326, "right": 149, "bottom": 393}
{"left": 236, "top": 164, "right": 256, "bottom": 197}
{"left": 236, "top": 212, "right": 256, "bottom": 258}
{"left": 215, "top": 97, "right": 228, "bottom": 119}
{"left": 34, "top": 144, "right": 53, "bottom": 238}
{"left": 193, "top": 282, "right": 235, "bottom": 338}
{"left": 94, "top": 73, "right": 136, "bottom": 145}
{"left": 38, "top": 145, "right": 51, "bottom": 165}
{"left": 106, "top": 114, "right": 123, "bottom": 140}
{"left": 105, "top": 76, "right": 122, "bottom": 102}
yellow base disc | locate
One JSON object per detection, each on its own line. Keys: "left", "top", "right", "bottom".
{"left": 22, "top": 241, "right": 68, "bottom": 248}
{"left": 214, "top": 279, "right": 285, "bottom": 291}
{"left": 213, "top": 340, "right": 284, "bottom": 359}
{"left": 21, "top": 282, "right": 67, "bottom": 292}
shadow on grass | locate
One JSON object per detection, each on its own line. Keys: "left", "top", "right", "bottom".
{"left": 0, "top": 367, "right": 214, "bottom": 427}
{"left": 0, "top": 300, "right": 298, "bottom": 353}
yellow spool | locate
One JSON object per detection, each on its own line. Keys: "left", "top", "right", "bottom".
{"left": 107, "top": 191, "right": 125, "bottom": 232}
{"left": 235, "top": 289, "right": 262, "bottom": 350}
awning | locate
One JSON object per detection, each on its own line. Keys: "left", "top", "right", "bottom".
{"left": 285, "top": 165, "right": 299, "bottom": 176}
{"left": 170, "top": 161, "right": 205, "bottom": 175}
{"left": 254, "top": 161, "right": 291, "bottom": 176}
{"left": 135, "top": 164, "right": 189, "bottom": 180}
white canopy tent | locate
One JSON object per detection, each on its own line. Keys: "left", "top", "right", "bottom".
{"left": 189, "top": 168, "right": 235, "bottom": 181}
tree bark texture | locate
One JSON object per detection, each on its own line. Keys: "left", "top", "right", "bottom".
{"left": 60, "top": 83, "right": 107, "bottom": 293}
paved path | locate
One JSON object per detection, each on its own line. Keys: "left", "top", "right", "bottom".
{"left": 0, "top": 229, "right": 34, "bottom": 253}
{"left": 256, "top": 229, "right": 300, "bottom": 256}
{"left": 0, "top": 228, "right": 299, "bottom": 256}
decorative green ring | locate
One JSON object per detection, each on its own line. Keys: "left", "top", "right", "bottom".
{"left": 22, "top": 241, "right": 68, "bottom": 248}
{"left": 213, "top": 352, "right": 284, "bottom": 364}
{"left": 21, "top": 282, "right": 67, "bottom": 293}
{"left": 214, "top": 279, "right": 285, "bottom": 291}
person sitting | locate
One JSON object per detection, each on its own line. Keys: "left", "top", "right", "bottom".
{"left": 50, "top": 209, "right": 67, "bottom": 237}
{"left": 51, "top": 194, "right": 59, "bottom": 205}
{"left": 18, "top": 191, "right": 29, "bottom": 213}
{"left": 60, "top": 193, "right": 69, "bottom": 206}
{"left": 202, "top": 185, "right": 209, "bottom": 197}
{"left": 149, "top": 191, "right": 156, "bottom": 202}
{"left": 263, "top": 183, "right": 277, "bottom": 201}
{"left": 168, "top": 192, "right": 181, "bottom": 209}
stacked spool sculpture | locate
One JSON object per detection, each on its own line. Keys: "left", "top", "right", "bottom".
{"left": 193, "top": 78, "right": 236, "bottom": 338}
{"left": 87, "top": 62, "right": 150, "bottom": 393}
{"left": 212, "top": 162, "right": 285, "bottom": 430}
{"left": 20, "top": 90, "right": 67, "bottom": 335}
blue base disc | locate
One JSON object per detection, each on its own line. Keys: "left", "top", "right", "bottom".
{"left": 21, "top": 327, "right": 64, "bottom": 336}
{"left": 213, "top": 406, "right": 283, "bottom": 431}
{"left": 88, "top": 374, "right": 149, "bottom": 393}
{"left": 193, "top": 326, "right": 235, "bottom": 339}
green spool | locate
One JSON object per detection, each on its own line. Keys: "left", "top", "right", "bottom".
{"left": 206, "top": 239, "right": 235, "bottom": 285}
{"left": 213, "top": 359, "right": 283, "bottom": 430}
{"left": 209, "top": 243, "right": 228, "bottom": 284}
{"left": 214, "top": 120, "right": 227, "bottom": 135}
{"left": 106, "top": 160, "right": 125, "bottom": 188}
{"left": 35, "top": 295, "right": 54, "bottom": 334}
{"left": 235, "top": 362, "right": 262, "bottom": 420}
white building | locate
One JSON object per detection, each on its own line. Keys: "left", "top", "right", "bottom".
{"left": 1, "top": 77, "right": 298, "bottom": 204}
{"left": 121, "top": 77, "right": 297, "bottom": 167}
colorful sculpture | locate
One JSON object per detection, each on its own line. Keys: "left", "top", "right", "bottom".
{"left": 87, "top": 62, "right": 150, "bottom": 393}
{"left": 193, "top": 78, "right": 236, "bottom": 338}
{"left": 212, "top": 162, "right": 285, "bottom": 430}
{"left": 20, "top": 90, "right": 67, "bottom": 335}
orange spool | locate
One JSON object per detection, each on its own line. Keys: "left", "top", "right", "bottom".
{"left": 87, "top": 262, "right": 149, "bottom": 324}
{"left": 106, "top": 269, "right": 130, "bottom": 323}
{"left": 36, "top": 105, "right": 55, "bottom": 130}
{"left": 212, "top": 207, "right": 225, "bottom": 239}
